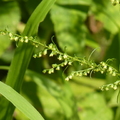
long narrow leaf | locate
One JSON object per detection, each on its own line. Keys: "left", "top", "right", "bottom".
{"left": 0, "top": 81, "right": 44, "bottom": 120}
{"left": 0, "top": 0, "right": 56, "bottom": 119}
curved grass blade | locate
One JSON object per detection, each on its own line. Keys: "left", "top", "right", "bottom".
{"left": 0, "top": 81, "right": 44, "bottom": 120}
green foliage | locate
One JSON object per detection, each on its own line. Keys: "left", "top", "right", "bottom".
{"left": 0, "top": 81, "right": 44, "bottom": 120}
{"left": 0, "top": 0, "right": 120, "bottom": 120}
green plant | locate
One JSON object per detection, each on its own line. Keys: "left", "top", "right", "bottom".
{"left": 0, "top": 0, "right": 56, "bottom": 119}
{"left": 1, "top": 29, "right": 120, "bottom": 87}
{"left": 0, "top": 0, "right": 120, "bottom": 120}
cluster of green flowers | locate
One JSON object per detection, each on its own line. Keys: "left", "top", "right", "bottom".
{"left": 65, "top": 61, "right": 119, "bottom": 81}
{"left": 0, "top": 29, "right": 33, "bottom": 43}
{"left": 33, "top": 43, "right": 74, "bottom": 74}
{"left": 0, "top": 29, "right": 120, "bottom": 91}
{"left": 95, "top": 62, "right": 118, "bottom": 76}
{"left": 0, "top": 29, "right": 44, "bottom": 48}
{"left": 101, "top": 80, "right": 120, "bottom": 91}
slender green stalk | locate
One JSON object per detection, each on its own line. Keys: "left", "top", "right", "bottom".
{"left": 0, "top": 0, "right": 56, "bottom": 119}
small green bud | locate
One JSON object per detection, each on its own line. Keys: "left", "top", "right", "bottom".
{"left": 112, "top": 71, "right": 116, "bottom": 76}
{"left": 113, "top": 85, "right": 117, "bottom": 90}
{"left": 49, "top": 51, "right": 54, "bottom": 57}
{"left": 68, "top": 61, "right": 72, "bottom": 65}
{"left": 43, "top": 49, "right": 47, "bottom": 55}
{"left": 8, "top": 32, "right": 13, "bottom": 37}
{"left": 108, "top": 67, "right": 113, "bottom": 73}
{"left": 109, "top": 84, "right": 114, "bottom": 88}
{"left": 69, "top": 75, "right": 73, "bottom": 79}
{"left": 51, "top": 68, "right": 54, "bottom": 73}
{"left": 48, "top": 68, "right": 54, "bottom": 74}
{"left": 33, "top": 54, "right": 37, "bottom": 58}
{"left": 105, "top": 87, "right": 109, "bottom": 91}
{"left": 65, "top": 77, "right": 69, "bottom": 81}
{"left": 14, "top": 37, "right": 19, "bottom": 41}
{"left": 0, "top": 31, "right": 6, "bottom": 35}
{"left": 38, "top": 52, "right": 42, "bottom": 57}
{"left": 58, "top": 55, "right": 63, "bottom": 60}
{"left": 101, "top": 87, "right": 104, "bottom": 91}
{"left": 48, "top": 43, "right": 54, "bottom": 49}
{"left": 25, "top": 39, "right": 28, "bottom": 43}
{"left": 100, "top": 62, "right": 106, "bottom": 66}
{"left": 43, "top": 69, "right": 47, "bottom": 73}
{"left": 10, "top": 36, "right": 14, "bottom": 40}
{"left": 63, "top": 53, "right": 68, "bottom": 59}
{"left": 24, "top": 36, "right": 28, "bottom": 39}
{"left": 83, "top": 72, "right": 87, "bottom": 76}
{"left": 29, "top": 36, "right": 33, "bottom": 40}
{"left": 63, "top": 60, "right": 68, "bottom": 65}
{"left": 56, "top": 66, "right": 60, "bottom": 70}
{"left": 20, "top": 37, "right": 24, "bottom": 42}
{"left": 61, "top": 63, "right": 64, "bottom": 67}
{"left": 101, "top": 71, "right": 104, "bottom": 74}
{"left": 114, "top": 81, "right": 120, "bottom": 85}
{"left": 52, "top": 64, "right": 57, "bottom": 68}
{"left": 78, "top": 72, "right": 82, "bottom": 77}
{"left": 103, "top": 65, "right": 107, "bottom": 69}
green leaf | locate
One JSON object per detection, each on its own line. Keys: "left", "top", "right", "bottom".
{"left": 70, "top": 76, "right": 105, "bottom": 96}
{"left": 0, "top": 1, "right": 20, "bottom": 31}
{"left": 56, "top": 0, "right": 92, "bottom": 5}
{"left": 78, "top": 92, "right": 113, "bottom": 120}
{"left": 0, "top": 1, "right": 20, "bottom": 56}
{"left": 91, "top": 0, "right": 120, "bottom": 34}
{"left": 0, "top": 81, "right": 44, "bottom": 120}
{"left": 50, "top": 1, "right": 89, "bottom": 54}
{"left": 25, "top": 70, "right": 79, "bottom": 119}
{"left": 0, "top": 0, "right": 56, "bottom": 119}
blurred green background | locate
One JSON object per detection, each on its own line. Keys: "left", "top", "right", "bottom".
{"left": 0, "top": 0, "right": 120, "bottom": 119}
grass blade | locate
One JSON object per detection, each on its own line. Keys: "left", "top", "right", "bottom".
{"left": 0, "top": 81, "right": 44, "bottom": 120}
